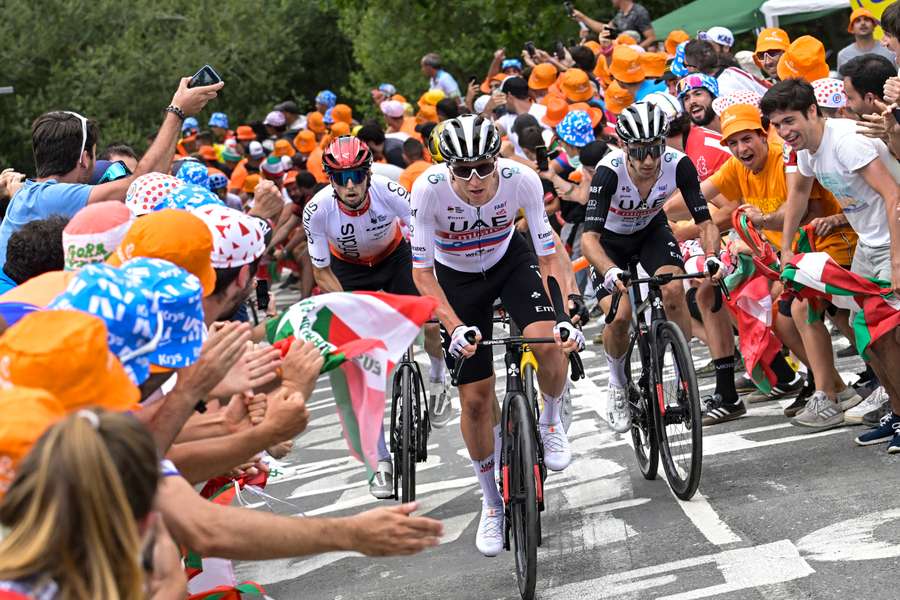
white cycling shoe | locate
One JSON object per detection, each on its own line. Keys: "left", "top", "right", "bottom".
{"left": 539, "top": 422, "right": 571, "bottom": 471}
{"left": 475, "top": 504, "right": 505, "bottom": 557}
{"left": 606, "top": 383, "right": 632, "bottom": 433}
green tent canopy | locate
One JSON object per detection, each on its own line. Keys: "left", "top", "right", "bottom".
{"left": 652, "top": 0, "right": 846, "bottom": 38}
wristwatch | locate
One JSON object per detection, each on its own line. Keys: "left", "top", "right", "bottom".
{"left": 164, "top": 105, "right": 186, "bottom": 121}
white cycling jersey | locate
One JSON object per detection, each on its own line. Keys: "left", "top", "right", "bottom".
{"left": 585, "top": 146, "right": 709, "bottom": 236}
{"left": 410, "top": 159, "right": 555, "bottom": 273}
{"left": 303, "top": 174, "right": 411, "bottom": 268}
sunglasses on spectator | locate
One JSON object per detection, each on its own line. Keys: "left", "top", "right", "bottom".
{"left": 330, "top": 169, "right": 368, "bottom": 187}
{"left": 626, "top": 143, "right": 665, "bottom": 161}
{"left": 449, "top": 162, "right": 496, "bottom": 181}
{"left": 98, "top": 160, "right": 132, "bottom": 184}
{"left": 755, "top": 50, "right": 783, "bottom": 61}
{"left": 64, "top": 111, "right": 88, "bottom": 165}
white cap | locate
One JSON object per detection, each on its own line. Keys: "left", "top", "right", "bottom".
{"left": 263, "top": 111, "right": 286, "bottom": 127}
{"left": 473, "top": 94, "right": 492, "bottom": 114}
{"left": 248, "top": 141, "right": 265, "bottom": 159}
{"left": 700, "top": 26, "right": 735, "bottom": 48}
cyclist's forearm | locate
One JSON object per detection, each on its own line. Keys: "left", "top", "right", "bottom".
{"left": 552, "top": 231, "right": 579, "bottom": 296}
{"left": 581, "top": 231, "right": 617, "bottom": 275}
{"left": 312, "top": 266, "right": 343, "bottom": 293}
{"left": 698, "top": 221, "right": 721, "bottom": 258}
{"left": 412, "top": 268, "right": 464, "bottom": 331}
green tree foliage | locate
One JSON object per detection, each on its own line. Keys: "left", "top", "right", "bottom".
{"left": 0, "top": 0, "right": 352, "bottom": 173}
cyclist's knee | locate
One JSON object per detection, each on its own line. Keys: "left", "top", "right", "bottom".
{"left": 660, "top": 283, "right": 686, "bottom": 315}
{"left": 694, "top": 281, "right": 717, "bottom": 312}
{"left": 458, "top": 380, "right": 496, "bottom": 420}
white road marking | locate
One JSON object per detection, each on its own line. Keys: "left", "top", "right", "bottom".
{"left": 672, "top": 490, "right": 741, "bottom": 546}
{"left": 797, "top": 508, "right": 900, "bottom": 562}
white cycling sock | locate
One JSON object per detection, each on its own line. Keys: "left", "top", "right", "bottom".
{"left": 607, "top": 354, "right": 627, "bottom": 387}
{"left": 472, "top": 456, "right": 503, "bottom": 507}
{"left": 492, "top": 424, "right": 501, "bottom": 468}
{"left": 429, "top": 355, "right": 445, "bottom": 382}
{"left": 377, "top": 428, "right": 390, "bottom": 462}
{"left": 540, "top": 392, "right": 562, "bottom": 425}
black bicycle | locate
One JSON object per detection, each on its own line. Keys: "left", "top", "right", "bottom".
{"left": 389, "top": 343, "right": 430, "bottom": 503}
{"left": 451, "top": 278, "right": 584, "bottom": 600}
{"left": 605, "top": 260, "right": 728, "bottom": 500}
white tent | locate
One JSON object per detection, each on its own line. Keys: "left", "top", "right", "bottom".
{"left": 760, "top": 0, "right": 850, "bottom": 28}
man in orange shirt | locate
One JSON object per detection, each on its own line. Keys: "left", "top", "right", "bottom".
{"left": 705, "top": 104, "right": 860, "bottom": 422}
{"left": 398, "top": 139, "right": 431, "bottom": 192}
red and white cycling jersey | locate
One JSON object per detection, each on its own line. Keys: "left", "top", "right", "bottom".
{"left": 409, "top": 159, "right": 555, "bottom": 273}
{"left": 302, "top": 174, "right": 411, "bottom": 267}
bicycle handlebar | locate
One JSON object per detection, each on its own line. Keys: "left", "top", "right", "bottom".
{"left": 604, "top": 269, "right": 730, "bottom": 324}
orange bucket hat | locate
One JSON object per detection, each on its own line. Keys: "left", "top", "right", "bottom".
{"left": 719, "top": 103, "right": 765, "bottom": 145}
{"left": 777, "top": 36, "right": 829, "bottom": 83}
{"left": 665, "top": 30, "right": 690, "bottom": 57}
{"left": 640, "top": 52, "right": 668, "bottom": 79}
{"left": 274, "top": 139, "right": 296, "bottom": 158}
{"left": 306, "top": 112, "right": 326, "bottom": 134}
{"left": 294, "top": 130, "right": 317, "bottom": 154}
{"left": 0, "top": 311, "right": 140, "bottom": 412}
{"left": 332, "top": 104, "right": 353, "bottom": 124}
{"left": 560, "top": 69, "right": 594, "bottom": 102}
{"left": 610, "top": 46, "right": 645, "bottom": 84}
{"left": 235, "top": 125, "right": 256, "bottom": 141}
{"left": 754, "top": 28, "right": 790, "bottom": 68}
{"left": 528, "top": 64, "right": 558, "bottom": 90}
{"left": 0, "top": 386, "right": 66, "bottom": 495}
{"left": 541, "top": 96, "right": 571, "bottom": 127}
{"left": 107, "top": 209, "right": 216, "bottom": 297}
{"left": 569, "top": 102, "right": 604, "bottom": 128}
{"left": 604, "top": 81, "right": 635, "bottom": 115}
{"left": 0, "top": 271, "right": 75, "bottom": 307}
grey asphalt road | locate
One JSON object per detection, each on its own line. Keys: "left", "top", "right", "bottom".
{"left": 232, "top": 305, "right": 897, "bottom": 600}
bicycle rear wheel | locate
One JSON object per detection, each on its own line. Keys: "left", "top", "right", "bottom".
{"left": 398, "top": 365, "right": 417, "bottom": 503}
{"left": 652, "top": 322, "right": 702, "bottom": 500}
{"left": 508, "top": 394, "right": 538, "bottom": 600}
{"left": 626, "top": 341, "right": 658, "bottom": 480}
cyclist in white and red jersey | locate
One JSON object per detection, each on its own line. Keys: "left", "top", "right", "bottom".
{"left": 302, "top": 136, "right": 452, "bottom": 500}
{"left": 410, "top": 115, "right": 583, "bottom": 557}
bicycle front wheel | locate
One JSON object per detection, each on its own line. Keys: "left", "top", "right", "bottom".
{"left": 399, "top": 365, "right": 417, "bottom": 503}
{"left": 508, "top": 394, "right": 538, "bottom": 600}
{"left": 626, "top": 341, "right": 658, "bottom": 480}
{"left": 652, "top": 322, "right": 702, "bottom": 500}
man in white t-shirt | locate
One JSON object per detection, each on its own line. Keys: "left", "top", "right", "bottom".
{"left": 493, "top": 76, "right": 548, "bottom": 159}
{"left": 761, "top": 78, "right": 900, "bottom": 449}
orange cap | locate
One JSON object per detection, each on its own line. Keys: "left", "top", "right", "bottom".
{"left": 541, "top": 96, "right": 571, "bottom": 127}
{"left": 569, "top": 102, "right": 604, "bottom": 128}
{"left": 236, "top": 125, "right": 256, "bottom": 141}
{"left": 294, "top": 129, "right": 317, "bottom": 154}
{"left": 665, "top": 30, "right": 690, "bottom": 56}
{"left": 418, "top": 89, "right": 446, "bottom": 109}
{"left": 777, "top": 36, "right": 829, "bottom": 83}
{"left": 560, "top": 68, "right": 594, "bottom": 102}
{"left": 528, "top": 63, "right": 558, "bottom": 90}
{"left": 719, "top": 103, "right": 765, "bottom": 145}
{"left": 0, "top": 311, "right": 140, "bottom": 412}
{"left": 242, "top": 173, "right": 261, "bottom": 194}
{"left": 198, "top": 145, "right": 217, "bottom": 162}
{"left": 610, "top": 46, "right": 645, "bottom": 84}
{"left": 584, "top": 41, "right": 602, "bottom": 56}
{"left": 848, "top": 8, "right": 878, "bottom": 33}
{"left": 480, "top": 73, "right": 507, "bottom": 94}
{"left": 640, "top": 52, "right": 668, "bottom": 78}
{"left": 332, "top": 104, "right": 353, "bottom": 124}
{"left": 107, "top": 210, "right": 216, "bottom": 297}
{"left": 0, "top": 386, "right": 65, "bottom": 495}
{"left": 417, "top": 103, "right": 439, "bottom": 124}
{"left": 594, "top": 55, "right": 612, "bottom": 87}
{"left": 274, "top": 139, "right": 296, "bottom": 158}
{"left": 330, "top": 121, "right": 351, "bottom": 136}
{"left": 284, "top": 170, "right": 298, "bottom": 186}
{"left": 754, "top": 28, "right": 791, "bottom": 68}
{"left": 0, "top": 271, "right": 75, "bottom": 307}
{"left": 604, "top": 80, "right": 635, "bottom": 115}
{"left": 391, "top": 94, "right": 407, "bottom": 103}
{"left": 615, "top": 33, "right": 638, "bottom": 46}
{"left": 307, "top": 112, "right": 326, "bottom": 134}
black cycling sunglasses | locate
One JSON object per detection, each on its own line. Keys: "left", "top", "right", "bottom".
{"left": 626, "top": 143, "right": 665, "bottom": 161}
{"left": 450, "top": 162, "right": 496, "bottom": 181}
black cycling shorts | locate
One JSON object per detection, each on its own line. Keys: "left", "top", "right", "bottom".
{"left": 435, "top": 233, "right": 554, "bottom": 385}
{"left": 330, "top": 239, "right": 417, "bottom": 295}
{"left": 593, "top": 213, "right": 684, "bottom": 300}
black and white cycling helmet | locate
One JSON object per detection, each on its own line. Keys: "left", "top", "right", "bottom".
{"left": 615, "top": 101, "right": 669, "bottom": 144}
{"left": 438, "top": 114, "right": 502, "bottom": 164}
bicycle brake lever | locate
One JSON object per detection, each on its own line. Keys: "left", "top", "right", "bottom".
{"left": 450, "top": 356, "right": 466, "bottom": 387}
{"left": 569, "top": 352, "right": 585, "bottom": 381}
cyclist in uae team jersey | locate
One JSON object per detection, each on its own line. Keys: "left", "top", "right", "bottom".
{"left": 410, "top": 115, "right": 583, "bottom": 557}
{"left": 302, "top": 136, "right": 452, "bottom": 500}
{"left": 582, "top": 102, "right": 726, "bottom": 433}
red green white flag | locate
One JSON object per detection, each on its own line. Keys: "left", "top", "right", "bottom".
{"left": 265, "top": 291, "right": 437, "bottom": 477}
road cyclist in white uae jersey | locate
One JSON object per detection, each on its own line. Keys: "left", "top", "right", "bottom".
{"left": 302, "top": 135, "right": 453, "bottom": 500}
{"left": 409, "top": 114, "right": 584, "bottom": 557}
{"left": 581, "top": 102, "right": 726, "bottom": 433}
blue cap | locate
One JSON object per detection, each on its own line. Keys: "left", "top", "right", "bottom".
{"left": 501, "top": 58, "right": 523, "bottom": 72}
{"left": 176, "top": 160, "right": 210, "bottom": 189}
{"left": 676, "top": 73, "right": 720, "bottom": 99}
{"left": 556, "top": 110, "right": 596, "bottom": 148}
{"left": 671, "top": 41, "right": 689, "bottom": 78}
{"left": 48, "top": 262, "right": 167, "bottom": 384}
{"left": 156, "top": 182, "right": 224, "bottom": 212}
{"left": 182, "top": 116, "right": 199, "bottom": 133}
{"left": 323, "top": 107, "right": 335, "bottom": 125}
{"left": 121, "top": 258, "right": 205, "bottom": 372}
{"left": 315, "top": 90, "right": 337, "bottom": 108}
{"left": 0, "top": 302, "right": 40, "bottom": 328}
{"left": 378, "top": 83, "right": 397, "bottom": 96}
{"left": 208, "top": 171, "right": 228, "bottom": 191}
{"left": 208, "top": 111, "right": 229, "bottom": 129}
